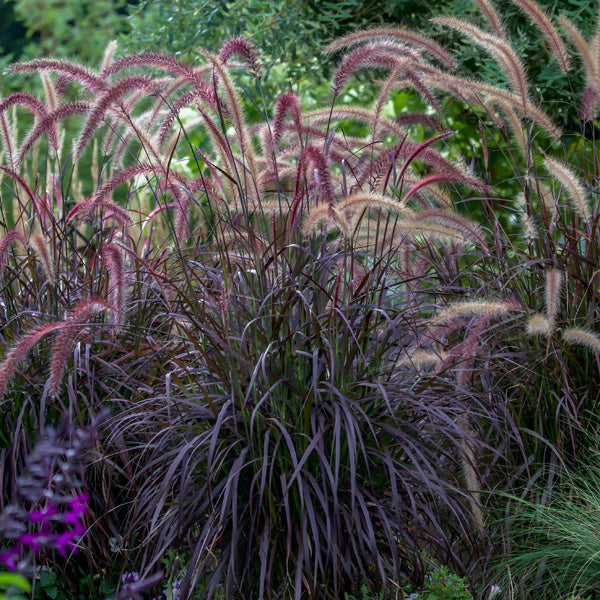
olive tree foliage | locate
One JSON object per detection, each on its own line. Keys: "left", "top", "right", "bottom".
{"left": 123, "top": 0, "right": 407, "bottom": 79}
{"left": 0, "top": 0, "right": 131, "bottom": 64}
{"left": 123, "top": 0, "right": 595, "bottom": 128}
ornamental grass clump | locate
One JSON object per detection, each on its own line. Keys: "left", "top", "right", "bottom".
{"left": 7, "top": 0, "right": 600, "bottom": 596}
{"left": 0, "top": 24, "right": 501, "bottom": 600}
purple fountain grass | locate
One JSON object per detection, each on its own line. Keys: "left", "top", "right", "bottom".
{"left": 331, "top": 41, "right": 422, "bottom": 97}
{"left": 543, "top": 155, "right": 591, "bottom": 222}
{"left": 559, "top": 15, "right": 600, "bottom": 120}
{"left": 83, "top": 163, "right": 159, "bottom": 206}
{"left": 67, "top": 196, "right": 133, "bottom": 227}
{"left": 2, "top": 19, "right": 580, "bottom": 596}
{"left": 402, "top": 171, "right": 490, "bottom": 204}
{"left": 289, "top": 145, "right": 337, "bottom": 232}
{"left": 472, "top": 0, "right": 505, "bottom": 37}
{"left": 428, "top": 300, "right": 521, "bottom": 327}
{"left": 0, "top": 323, "right": 63, "bottom": 401}
{"left": 562, "top": 327, "right": 600, "bottom": 353}
{"left": 74, "top": 76, "right": 163, "bottom": 159}
{"left": 414, "top": 209, "right": 489, "bottom": 251}
{"left": 201, "top": 51, "right": 260, "bottom": 204}
{"left": 155, "top": 89, "right": 204, "bottom": 149}
{"left": 106, "top": 51, "right": 215, "bottom": 108}
{"left": 526, "top": 313, "right": 551, "bottom": 336}
{"left": 0, "top": 298, "right": 115, "bottom": 401}
{"left": 301, "top": 204, "right": 344, "bottom": 236}
{"left": 17, "top": 101, "right": 91, "bottom": 164}
{"left": 509, "top": 0, "right": 570, "bottom": 73}
{"left": 272, "top": 93, "right": 302, "bottom": 148}
{"left": 28, "top": 232, "right": 55, "bottom": 286}
{"left": 423, "top": 68, "right": 562, "bottom": 139}
{"left": 75, "top": 157, "right": 192, "bottom": 235}
{"left": 103, "top": 243, "right": 126, "bottom": 325}
{"left": 100, "top": 40, "right": 118, "bottom": 76}
{"left": 579, "top": 86, "right": 600, "bottom": 121}
{"left": 431, "top": 17, "right": 530, "bottom": 111}
{"left": 544, "top": 268, "right": 563, "bottom": 331}
{"left": 396, "top": 138, "right": 475, "bottom": 179}
{"left": 218, "top": 38, "right": 263, "bottom": 80}
{"left": 0, "top": 111, "right": 16, "bottom": 170}
{"left": 351, "top": 144, "right": 453, "bottom": 202}
{"left": 0, "top": 92, "right": 47, "bottom": 118}
{"left": 0, "top": 229, "right": 26, "bottom": 276}
{"left": 305, "top": 105, "right": 415, "bottom": 139}
{"left": 323, "top": 26, "right": 457, "bottom": 69}
{"left": 398, "top": 174, "right": 452, "bottom": 207}
{"left": 395, "top": 130, "right": 456, "bottom": 183}
{"left": 191, "top": 148, "right": 229, "bottom": 201}
{"left": 7, "top": 58, "right": 106, "bottom": 93}
{"left": 48, "top": 298, "right": 116, "bottom": 398}
{"left": 0, "top": 93, "right": 50, "bottom": 154}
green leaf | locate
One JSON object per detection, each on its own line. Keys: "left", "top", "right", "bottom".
{"left": 0, "top": 574, "right": 30, "bottom": 593}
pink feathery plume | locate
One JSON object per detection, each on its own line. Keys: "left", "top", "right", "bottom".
{"left": 18, "top": 102, "right": 90, "bottom": 164}
{"left": 289, "top": 145, "right": 336, "bottom": 232}
{"left": 106, "top": 52, "right": 215, "bottom": 107}
{"left": 0, "top": 112, "right": 16, "bottom": 170}
{"left": 332, "top": 41, "right": 421, "bottom": 96}
{"left": 272, "top": 93, "right": 301, "bottom": 147}
{"left": 402, "top": 172, "right": 491, "bottom": 204}
{"left": 75, "top": 76, "right": 160, "bottom": 159}
{"left": 0, "top": 323, "right": 63, "bottom": 401}
{"left": 49, "top": 298, "right": 115, "bottom": 398}
{"left": 0, "top": 92, "right": 47, "bottom": 120}
{"left": 580, "top": 86, "right": 600, "bottom": 121}
{"left": 218, "top": 38, "right": 263, "bottom": 79}
{"left": 67, "top": 197, "right": 132, "bottom": 227}
{"left": 0, "top": 230, "right": 27, "bottom": 276}
{"left": 103, "top": 244, "right": 126, "bottom": 324}
{"left": 7, "top": 58, "right": 106, "bottom": 93}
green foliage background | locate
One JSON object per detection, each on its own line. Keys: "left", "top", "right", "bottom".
{"left": 0, "top": 0, "right": 595, "bottom": 129}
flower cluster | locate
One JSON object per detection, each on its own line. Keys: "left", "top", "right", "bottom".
{"left": 0, "top": 493, "right": 89, "bottom": 570}
{"left": 0, "top": 413, "right": 106, "bottom": 573}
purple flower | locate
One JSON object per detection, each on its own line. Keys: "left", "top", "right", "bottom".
{"left": 121, "top": 572, "right": 140, "bottom": 584}
{"left": 28, "top": 505, "right": 60, "bottom": 522}
{"left": 0, "top": 415, "right": 105, "bottom": 573}
{"left": 0, "top": 547, "right": 20, "bottom": 571}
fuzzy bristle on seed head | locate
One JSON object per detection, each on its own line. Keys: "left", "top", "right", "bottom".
{"left": 218, "top": 38, "right": 263, "bottom": 79}
{"left": 431, "top": 17, "right": 530, "bottom": 106}
{"left": 395, "top": 350, "right": 448, "bottom": 369}
{"left": 543, "top": 155, "right": 591, "bottom": 221}
{"left": 526, "top": 313, "right": 551, "bottom": 336}
{"left": 0, "top": 230, "right": 27, "bottom": 275}
{"left": 429, "top": 300, "right": 519, "bottom": 327}
{"left": 508, "top": 0, "right": 570, "bottom": 73}
{"left": 49, "top": 299, "right": 115, "bottom": 398}
{"left": 473, "top": 0, "right": 505, "bottom": 37}
{"left": 0, "top": 323, "right": 62, "bottom": 401}
{"left": 29, "top": 232, "right": 55, "bottom": 285}
{"left": 562, "top": 327, "right": 600, "bottom": 353}
{"left": 323, "top": 26, "right": 456, "bottom": 69}
{"left": 544, "top": 268, "right": 562, "bottom": 328}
